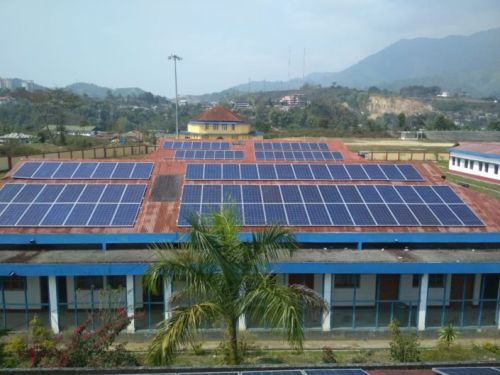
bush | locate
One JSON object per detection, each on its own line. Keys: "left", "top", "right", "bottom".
{"left": 322, "top": 346, "right": 337, "bottom": 363}
{"left": 388, "top": 320, "right": 421, "bottom": 362}
{"left": 439, "top": 324, "right": 458, "bottom": 348}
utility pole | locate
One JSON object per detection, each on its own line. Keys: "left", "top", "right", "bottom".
{"left": 168, "top": 53, "right": 182, "bottom": 138}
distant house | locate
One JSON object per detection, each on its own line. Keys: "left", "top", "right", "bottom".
{"left": 0, "top": 96, "right": 16, "bottom": 105}
{"left": 0, "top": 132, "right": 32, "bottom": 144}
{"left": 279, "top": 93, "right": 306, "bottom": 108}
{"left": 123, "top": 130, "right": 144, "bottom": 143}
{"left": 47, "top": 125, "right": 97, "bottom": 137}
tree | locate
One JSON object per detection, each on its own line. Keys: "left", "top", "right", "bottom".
{"left": 397, "top": 113, "right": 406, "bottom": 130}
{"left": 429, "top": 115, "right": 457, "bottom": 131}
{"left": 388, "top": 320, "right": 421, "bottom": 362}
{"left": 144, "top": 208, "right": 325, "bottom": 365}
{"left": 487, "top": 120, "right": 500, "bottom": 131}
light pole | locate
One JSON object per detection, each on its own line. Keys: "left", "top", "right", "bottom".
{"left": 168, "top": 53, "right": 182, "bottom": 138}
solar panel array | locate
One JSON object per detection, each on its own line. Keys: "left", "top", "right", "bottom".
{"left": 255, "top": 150, "right": 343, "bottom": 161}
{"left": 0, "top": 183, "right": 146, "bottom": 227}
{"left": 433, "top": 367, "right": 500, "bottom": 375}
{"left": 13, "top": 161, "right": 154, "bottom": 180}
{"left": 185, "top": 163, "right": 423, "bottom": 181}
{"left": 122, "top": 370, "right": 369, "bottom": 375}
{"left": 255, "top": 142, "right": 329, "bottom": 151}
{"left": 178, "top": 184, "right": 483, "bottom": 227}
{"left": 164, "top": 141, "right": 230, "bottom": 150}
{"left": 174, "top": 150, "right": 244, "bottom": 160}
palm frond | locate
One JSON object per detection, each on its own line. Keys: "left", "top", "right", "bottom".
{"left": 147, "top": 302, "right": 221, "bottom": 365}
{"left": 245, "top": 226, "right": 297, "bottom": 268}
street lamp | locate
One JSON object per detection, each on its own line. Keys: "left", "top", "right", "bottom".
{"left": 168, "top": 53, "right": 182, "bottom": 138}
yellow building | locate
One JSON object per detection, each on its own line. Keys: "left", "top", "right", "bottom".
{"left": 181, "top": 106, "right": 263, "bottom": 140}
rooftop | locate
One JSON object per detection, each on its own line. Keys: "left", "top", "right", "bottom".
{"left": 191, "top": 106, "right": 244, "bottom": 123}
{"left": 1, "top": 138, "right": 500, "bottom": 242}
{"left": 450, "top": 142, "right": 500, "bottom": 158}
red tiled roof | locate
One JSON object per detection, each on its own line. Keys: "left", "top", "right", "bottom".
{"left": 452, "top": 142, "right": 500, "bottom": 156}
{"left": 191, "top": 106, "right": 244, "bottom": 122}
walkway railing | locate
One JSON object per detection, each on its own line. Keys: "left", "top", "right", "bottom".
{"left": 366, "top": 151, "right": 449, "bottom": 161}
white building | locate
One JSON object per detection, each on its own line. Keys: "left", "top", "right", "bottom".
{"left": 449, "top": 142, "right": 500, "bottom": 182}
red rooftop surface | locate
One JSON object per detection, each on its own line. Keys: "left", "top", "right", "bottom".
{"left": 191, "top": 106, "right": 244, "bottom": 122}
{"left": 2, "top": 138, "right": 500, "bottom": 235}
{"left": 451, "top": 142, "right": 500, "bottom": 156}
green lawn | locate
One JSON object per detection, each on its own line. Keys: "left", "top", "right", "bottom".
{"left": 435, "top": 160, "right": 500, "bottom": 200}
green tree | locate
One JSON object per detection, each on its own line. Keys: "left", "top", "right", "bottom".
{"left": 397, "top": 113, "right": 406, "bottom": 129}
{"left": 487, "top": 120, "right": 500, "bottom": 131}
{"left": 388, "top": 320, "right": 421, "bottom": 362}
{"left": 429, "top": 115, "right": 457, "bottom": 130}
{"left": 144, "top": 208, "right": 325, "bottom": 365}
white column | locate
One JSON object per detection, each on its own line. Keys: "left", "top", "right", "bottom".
{"left": 497, "top": 277, "right": 500, "bottom": 330}
{"left": 48, "top": 276, "right": 59, "bottom": 334}
{"left": 417, "top": 274, "right": 429, "bottom": 331}
{"left": 163, "top": 277, "right": 172, "bottom": 321}
{"left": 473, "top": 273, "right": 482, "bottom": 305}
{"left": 322, "top": 274, "right": 332, "bottom": 331}
{"left": 126, "top": 274, "right": 135, "bottom": 333}
{"left": 238, "top": 314, "right": 247, "bottom": 331}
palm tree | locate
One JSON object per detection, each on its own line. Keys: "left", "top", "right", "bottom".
{"left": 144, "top": 207, "right": 325, "bottom": 365}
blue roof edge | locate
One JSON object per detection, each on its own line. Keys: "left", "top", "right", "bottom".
{"left": 450, "top": 148, "right": 500, "bottom": 160}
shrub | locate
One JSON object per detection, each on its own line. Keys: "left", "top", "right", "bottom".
{"left": 439, "top": 324, "right": 458, "bottom": 348}
{"left": 388, "top": 320, "right": 421, "bottom": 362}
{"left": 322, "top": 346, "right": 337, "bottom": 363}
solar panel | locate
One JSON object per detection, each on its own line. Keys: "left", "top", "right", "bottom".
{"left": 433, "top": 367, "right": 500, "bottom": 375}
{"left": 164, "top": 141, "right": 230, "bottom": 150}
{"left": 240, "top": 164, "right": 259, "bottom": 179}
{"left": 244, "top": 371, "right": 303, "bottom": 375}
{"left": 275, "top": 164, "right": 295, "bottom": 179}
{"left": 254, "top": 142, "right": 329, "bottom": 153}
{"left": 380, "top": 164, "right": 405, "bottom": 180}
{"left": 222, "top": 164, "right": 240, "bottom": 180}
{"left": 305, "top": 369, "right": 369, "bottom": 375}
{"left": 258, "top": 164, "right": 277, "bottom": 179}
{"left": 328, "top": 165, "right": 351, "bottom": 180}
{"left": 13, "top": 161, "right": 153, "bottom": 179}
{"left": 310, "top": 164, "right": 331, "bottom": 179}
{"left": 254, "top": 150, "right": 343, "bottom": 161}
{"left": 398, "top": 164, "right": 424, "bottom": 180}
{"left": 174, "top": 150, "right": 243, "bottom": 160}
{"left": 186, "top": 164, "right": 204, "bottom": 180}
{"left": 293, "top": 164, "right": 313, "bottom": 179}
{"left": 345, "top": 164, "right": 369, "bottom": 180}
{"left": 362, "top": 164, "right": 387, "bottom": 180}
{"left": 177, "top": 184, "right": 483, "bottom": 227}
{"left": 0, "top": 183, "right": 146, "bottom": 227}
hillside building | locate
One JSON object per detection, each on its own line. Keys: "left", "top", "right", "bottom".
{"left": 449, "top": 142, "right": 500, "bottom": 182}
{"left": 182, "top": 106, "right": 263, "bottom": 140}
{"left": 0, "top": 139, "right": 499, "bottom": 335}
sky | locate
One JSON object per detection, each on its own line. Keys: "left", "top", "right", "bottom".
{"left": 1, "top": 0, "right": 500, "bottom": 97}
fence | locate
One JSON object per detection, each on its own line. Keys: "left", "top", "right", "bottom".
{"left": 366, "top": 151, "right": 449, "bottom": 162}
{"left": 0, "top": 144, "right": 159, "bottom": 172}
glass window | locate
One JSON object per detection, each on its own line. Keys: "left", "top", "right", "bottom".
{"left": 470, "top": 161, "right": 474, "bottom": 170}
{"left": 412, "top": 274, "right": 445, "bottom": 288}
{"left": 75, "top": 276, "right": 103, "bottom": 290}
{"left": 213, "top": 124, "right": 218, "bottom": 130}
{"left": 457, "top": 158, "right": 461, "bottom": 167}
{"left": 479, "top": 162, "right": 483, "bottom": 171}
{"left": 222, "top": 124, "right": 227, "bottom": 131}
{"left": 464, "top": 160, "right": 468, "bottom": 168}
{"left": 205, "top": 124, "right": 209, "bottom": 130}
{"left": 452, "top": 157, "right": 455, "bottom": 166}
{"left": 495, "top": 165, "right": 499, "bottom": 174}
{"left": 334, "top": 274, "right": 360, "bottom": 288}
{"left": 1, "top": 276, "right": 25, "bottom": 290}
{"left": 232, "top": 124, "right": 235, "bottom": 131}
{"left": 485, "top": 163, "right": 489, "bottom": 173}
{"left": 107, "top": 276, "right": 125, "bottom": 289}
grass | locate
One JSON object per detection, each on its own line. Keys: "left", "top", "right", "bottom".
{"left": 435, "top": 160, "right": 500, "bottom": 200}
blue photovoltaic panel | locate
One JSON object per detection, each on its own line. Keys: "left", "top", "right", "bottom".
{"left": 310, "top": 164, "right": 331, "bottom": 179}
{"left": 345, "top": 164, "right": 369, "bottom": 180}
{"left": 410, "top": 204, "right": 441, "bottom": 226}
{"left": 0, "top": 183, "right": 145, "bottom": 227}
{"left": 326, "top": 204, "right": 354, "bottom": 225}
{"left": 174, "top": 150, "right": 243, "bottom": 160}
{"left": 280, "top": 185, "right": 302, "bottom": 203}
{"left": 205, "top": 164, "right": 222, "bottom": 179}
{"left": 240, "top": 164, "right": 259, "bottom": 179}
{"left": 258, "top": 164, "right": 277, "bottom": 179}
{"left": 328, "top": 165, "right": 350, "bottom": 180}
{"left": 433, "top": 185, "right": 463, "bottom": 203}
{"left": 264, "top": 204, "right": 287, "bottom": 224}
{"left": 449, "top": 204, "right": 484, "bottom": 226}
{"left": 33, "top": 162, "right": 60, "bottom": 179}
{"left": 429, "top": 204, "right": 463, "bottom": 226}
{"left": 17, "top": 203, "right": 51, "bottom": 226}
{"left": 293, "top": 164, "right": 313, "bottom": 179}
{"left": 244, "top": 371, "right": 303, "bottom": 375}
{"left": 242, "top": 185, "right": 262, "bottom": 203}
{"left": 222, "top": 164, "right": 240, "bottom": 180}
{"left": 305, "top": 370, "right": 369, "bottom": 375}
{"left": 380, "top": 164, "right": 405, "bottom": 180}
{"left": 253, "top": 150, "right": 343, "bottom": 161}
{"left": 261, "top": 185, "right": 282, "bottom": 203}
{"left": 398, "top": 164, "right": 423, "bottom": 180}
{"left": 306, "top": 203, "right": 331, "bottom": 225}
{"left": 275, "top": 164, "right": 295, "bottom": 179}
{"left": 319, "top": 185, "right": 343, "bottom": 203}
{"left": 299, "top": 185, "right": 322, "bottom": 203}
{"left": 376, "top": 185, "right": 403, "bottom": 203}
{"left": 164, "top": 141, "right": 230, "bottom": 150}
{"left": 182, "top": 185, "right": 202, "bottom": 203}
{"left": 357, "top": 185, "right": 383, "bottom": 203}
{"left": 395, "top": 186, "right": 423, "bottom": 203}
{"left": 13, "top": 162, "right": 43, "bottom": 178}
{"left": 433, "top": 367, "right": 500, "bottom": 375}
{"left": 244, "top": 204, "right": 265, "bottom": 225}
{"left": 347, "top": 204, "right": 376, "bottom": 225}
{"left": 186, "top": 164, "right": 204, "bottom": 180}
{"left": 14, "top": 162, "right": 153, "bottom": 180}
{"left": 388, "top": 204, "right": 419, "bottom": 225}
{"left": 222, "top": 185, "right": 242, "bottom": 203}
{"left": 414, "top": 185, "right": 443, "bottom": 203}
{"left": 254, "top": 142, "right": 329, "bottom": 152}
{"left": 284, "top": 204, "right": 309, "bottom": 225}
{"left": 362, "top": 164, "right": 387, "bottom": 180}
{"left": 202, "top": 185, "right": 221, "bottom": 203}
{"left": 337, "top": 185, "right": 363, "bottom": 203}
{"left": 367, "top": 204, "right": 398, "bottom": 226}
{"left": 177, "top": 204, "right": 201, "bottom": 226}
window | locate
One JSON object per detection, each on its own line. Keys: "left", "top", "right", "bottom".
{"left": 412, "top": 274, "right": 445, "bottom": 288}
{"left": 222, "top": 124, "right": 227, "bottom": 131}
{"left": 1, "top": 276, "right": 25, "bottom": 290}
{"left": 485, "top": 163, "right": 489, "bottom": 173}
{"left": 495, "top": 164, "right": 499, "bottom": 175}
{"left": 213, "top": 124, "right": 218, "bottom": 130}
{"left": 205, "top": 124, "right": 209, "bottom": 130}
{"left": 464, "top": 160, "right": 468, "bottom": 168}
{"left": 75, "top": 276, "right": 103, "bottom": 290}
{"left": 479, "top": 162, "right": 483, "bottom": 172}
{"left": 107, "top": 276, "right": 125, "bottom": 289}
{"left": 457, "top": 158, "right": 461, "bottom": 167}
{"left": 232, "top": 124, "right": 235, "bottom": 131}
{"left": 451, "top": 157, "right": 456, "bottom": 166}
{"left": 470, "top": 161, "right": 474, "bottom": 170}
{"left": 334, "top": 274, "right": 360, "bottom": 288}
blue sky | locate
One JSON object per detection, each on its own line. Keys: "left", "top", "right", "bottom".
{"left": 1, "top": 0, "right": 499, "bottom": 97}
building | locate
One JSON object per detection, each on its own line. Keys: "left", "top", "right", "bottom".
{"left": 181, "top": 106, "right": 263, "bottom": 140}
{"left": 449, "top": 142, "right": 500, "bottom": 182}
{"left": 47, "top": 125, "right": 97, "bottom": 137}
{"left": 0, "top": 132, "right": 32, "bottom": 144}
{"left": 0, "top": 139, "right": 499, "bottom": 335}
{"left": 279, "top": 93, "right": 307, "bottom": 108}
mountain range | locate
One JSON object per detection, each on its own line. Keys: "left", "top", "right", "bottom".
{"left": 225, "top": 27, "right": 500, "bottom": 98}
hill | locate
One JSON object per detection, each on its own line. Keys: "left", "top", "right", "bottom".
{"left": 221, "top": 27, "right": 500, "bottom": 98}
{"left": 64, "top": 82, "right": 148, "bottom": 98}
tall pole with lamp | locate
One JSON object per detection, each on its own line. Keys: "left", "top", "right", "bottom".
{"left": 168, "top": 54, "right": 182, "bottom": 138}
